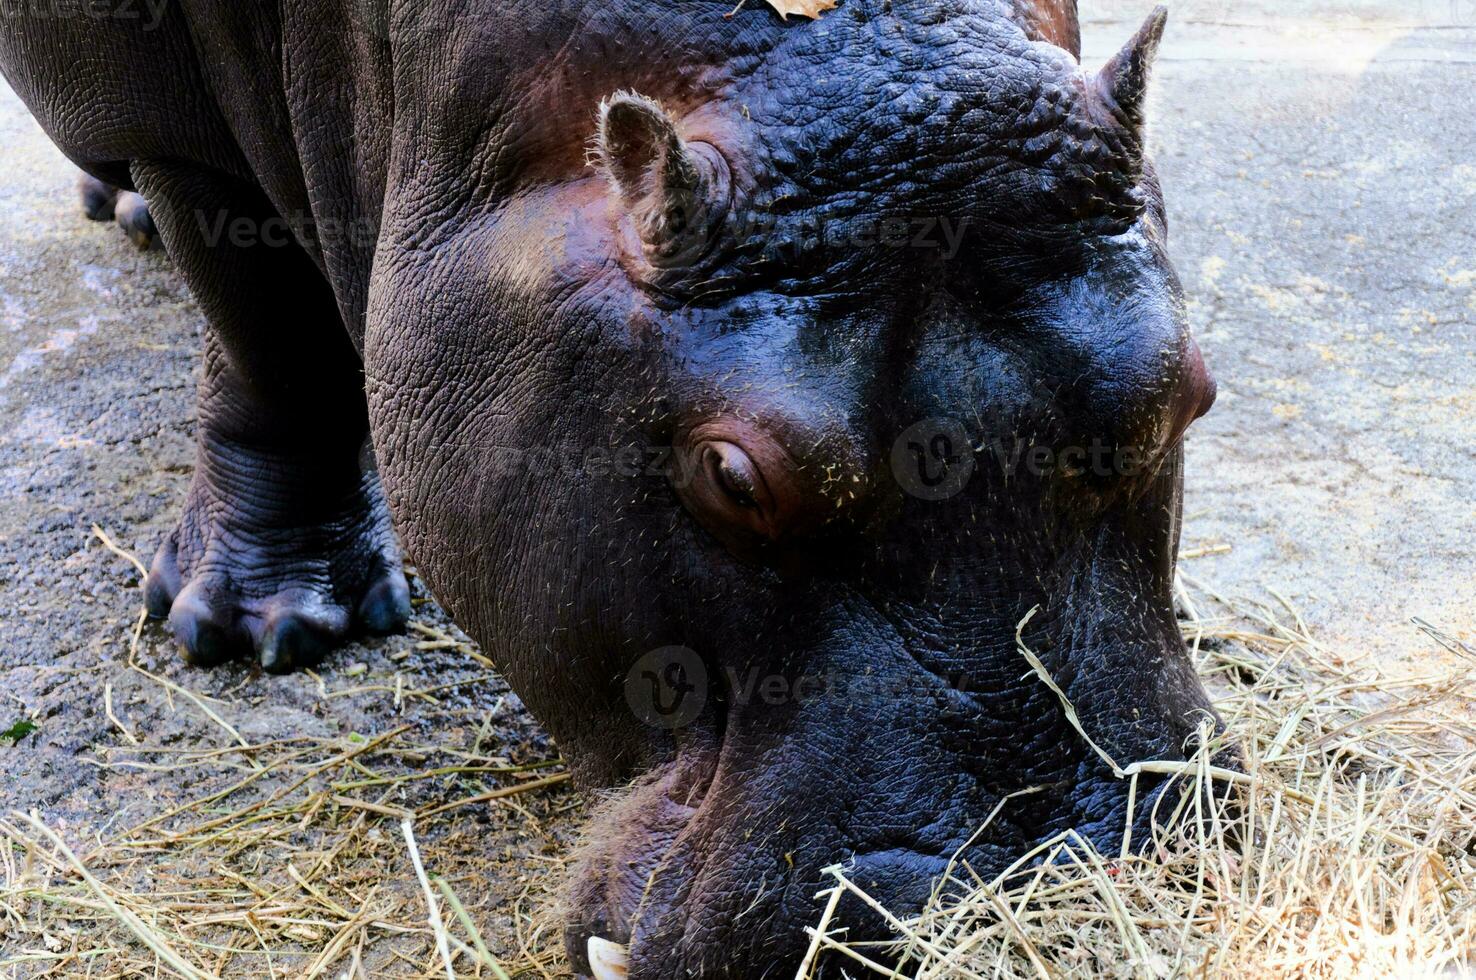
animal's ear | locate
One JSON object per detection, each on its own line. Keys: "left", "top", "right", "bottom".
{"left": 1094, "top": 5, "right": 1167, "bottom": 128}
{"left": 596, "top": 91, "right": 702, "bottom": 208}
{"left": 594, "top": 91, "right": 729, "bottom": 265}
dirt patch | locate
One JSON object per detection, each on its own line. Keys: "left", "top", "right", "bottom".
{"left": 0, "top": 539, "right": 580, "bottom": 977}
{"left": 0, "top": 87, "right": 580, "bottom": 977}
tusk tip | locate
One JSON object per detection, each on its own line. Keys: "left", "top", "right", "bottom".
{"left": 588, "top": 936, "right": 630, "bottom": 979}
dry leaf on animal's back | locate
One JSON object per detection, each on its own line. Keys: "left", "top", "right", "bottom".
{"left": 764, "top": 0, "right": 838, "bottom": 20}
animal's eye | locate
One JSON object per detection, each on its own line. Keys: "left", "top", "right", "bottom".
{"left": 707, "top": 443, "right": 760, "bottom": 509}
{"left": 676, "top": 438, "right": 781, "bottom": 550}
{"left": 672, "top": 421, "right": 824, "bottom": 559}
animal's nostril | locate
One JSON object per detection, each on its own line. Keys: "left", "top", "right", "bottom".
{"left": 1194, "top": 372, "right": 1217, "bottom": 420}
{"left": 1168, "top": 339, "right": 1215, "bottom": 446}
{"left": 1185, "top": 338, "right": 1216, "bottom": 420}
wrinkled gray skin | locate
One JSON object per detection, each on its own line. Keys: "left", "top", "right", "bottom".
{"left": 1, "top": 0, "right": 1223, "bottom": 974}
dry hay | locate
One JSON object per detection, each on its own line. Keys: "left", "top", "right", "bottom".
{"left": 0, "top": 532, "right": 574, "bottom": 979}
{"left": 801, "top": 575, "right": 1476, "bottom": 979}
{"left": 0, "top": 758, "right": 571, "bottom": 978}
{"left": 0, "top": 660, "right": 574, "bottom": 979}
{"left": 3, "top": 533, "right": 1474, "bottom": 979}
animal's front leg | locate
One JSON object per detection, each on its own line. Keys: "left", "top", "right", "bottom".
{"left": 132, "top": 163, "right": 409, "bottom": 672}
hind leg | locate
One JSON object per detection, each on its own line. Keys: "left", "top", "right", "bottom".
{"left": 78, "top": 173, "right": 118, "bottom": 220}
{"left": 132, "top": 161, "right": 409, "bottom": 673}
{"left": 77, "top": 172, "right": 159, "bottom": 250}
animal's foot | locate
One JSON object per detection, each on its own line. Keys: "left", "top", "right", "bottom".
{"left": 77, "top": 173, "right": 159, "bottom": 250}
{"left": 78, "top": 173, "right": 118, "bottom": 221}
{"left": 143, "top": 441, "right": 411, "bottom": 673}
{"left": 114, "top": 192, "right": 158, "bottom": 249}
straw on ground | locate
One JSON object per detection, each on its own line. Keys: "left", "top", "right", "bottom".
{"left": 799, "top": 584, "right": 1476, "bottom": 979}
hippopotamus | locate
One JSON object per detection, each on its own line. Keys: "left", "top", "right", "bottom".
{"left": 1, "top": 0, "right": 1222, "bottom": 974}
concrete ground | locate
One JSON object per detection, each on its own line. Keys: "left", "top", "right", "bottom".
{"left": 0, "top": 0, "right": 1471, "bottom": 973}
{"left": 1085, "top": 0, "right": 1475, "bottom": 664}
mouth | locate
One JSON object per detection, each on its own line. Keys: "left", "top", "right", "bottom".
{"left": 565, "top": 739, "right": 718, "bottom": 974}
{"left": 566, "top": 534, "right": 1219, "bottom": 977}
{"left": 570, "top": 778, "right": 969, "bottom": 979}
{"left": 564, "top": 673, "right": 990, "bottom": 979}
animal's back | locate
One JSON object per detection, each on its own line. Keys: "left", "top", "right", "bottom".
{"left": 0, "top": 0, "right": 394, "bottom": 331}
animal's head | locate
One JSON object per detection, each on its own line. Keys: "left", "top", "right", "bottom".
{"left": 365, "top": 2, "right": 1219, "bottom": 975}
